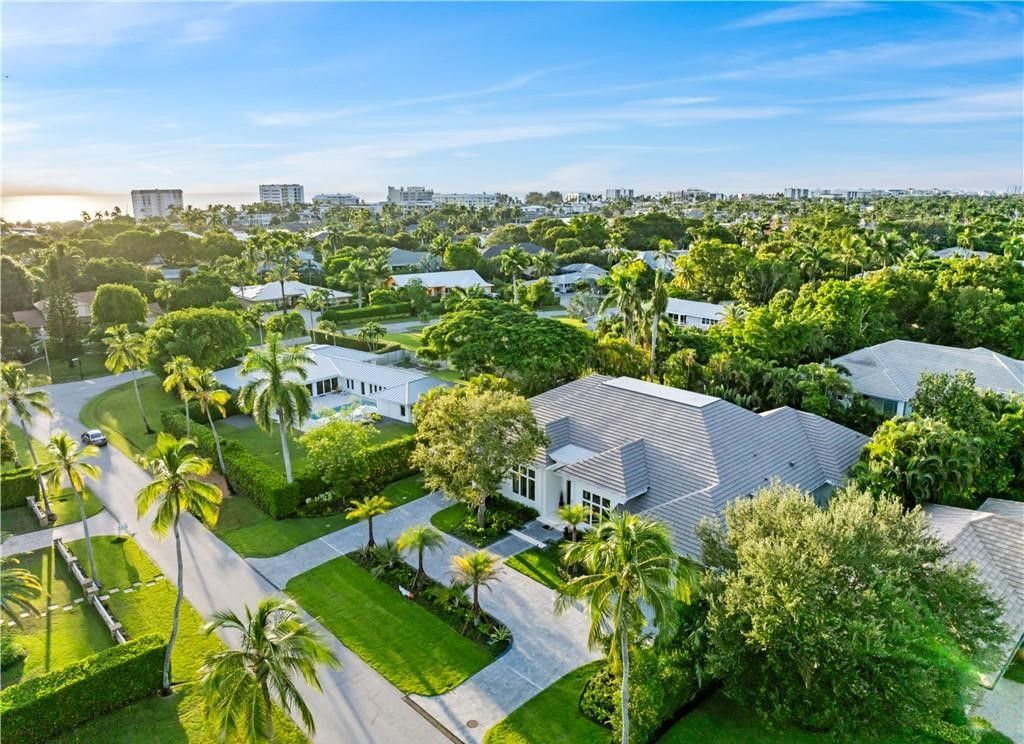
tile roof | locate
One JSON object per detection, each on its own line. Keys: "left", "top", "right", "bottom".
{"left": 481, "top": 242, "right": 546, "bottom": 260}
{"left": 388, "top": 248, "right": 430, "bottom": 267}
{"left": 231, "top": 281, "right": 351, "bottom": 304}
{"left": 388, "top": 269, "right": 493, "bottom": 290}
{"left": 665, "top": 297, "right": 728, "bottom": 321}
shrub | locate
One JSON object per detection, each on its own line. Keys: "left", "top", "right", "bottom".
{"left": 1, "top": 466, "right": 37, "bottom": 509}
{"left": 0, "top": 633, "right": 165, "bottom": 744}
{"left": 0, "top": 633, "right": 27, "bottom": 670}
{"left": 314, "top": 330, "right": 402, "bottom": 355}
{"left": 359, "top": 436, "right": 416, "bottom": 494}
{"left": 579, "top": 665, "right": 616, "bottom": 727}
{"left": 91, "top": 283, "right": 147, "bottom": 329}
{"left": 321, "top": 302, "right": 411, "bottom": 323}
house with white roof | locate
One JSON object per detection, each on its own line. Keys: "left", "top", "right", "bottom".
{"left": 230, "top": 281, "right": 351, "bottom": 310}
{"left": 665, "top": 297, "right": 727, "bottom": 330}
{"left": 549, "top": 263, "right": 607, "bottom": 293}
{"left": 213, "top": 344, "right": 444, "bottom": 424}
{"left": 832, "top": 340, "right": 1024, "bottom": 416}
{"left": 386, "top": 269, "right": 493, "bottom": 297}
{"left": 500, "top": 375, "right": 867, "bottom": 556}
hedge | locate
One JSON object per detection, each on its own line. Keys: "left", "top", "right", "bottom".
{"left": 321, "top": 301, "right": 411, "bottom": 323}
{"left": 359, "top": 436, "right": 416, "bottom": 494}
{"left": 160, "top": 410, "right": 301, "bottom": 519}
{"left": 0, "top": 633, "right": 165, "bottom": 744}
{"left": 313, "top": 331, "right": 402, "bottom": 355}
{"left": 1, "top": 466, "right": 37, "bottom": 509}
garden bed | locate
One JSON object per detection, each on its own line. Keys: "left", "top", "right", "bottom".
{"left": 431, "top": 497, "right": 538, "bottom": 547}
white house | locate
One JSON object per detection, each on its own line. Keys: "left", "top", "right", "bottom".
{"left": 213, "top": 344, "right": 444, "bottom": 424}
{"left": 665, "top": 297, "right": 727, "bottom": 330}
{"left": 832, "top": 340, "right": 1024, "bottom": 417}
{"left": 387, "top": 269, "right": 493, "bottom": 297}
{"left": 499, "top": 375, "right": 867, "bottom": 556}
{"left": 231, "top": 280, "right": 351, "bottom": 310}
{"left": 549, "top": 263, "right": 607, "bottom": 293}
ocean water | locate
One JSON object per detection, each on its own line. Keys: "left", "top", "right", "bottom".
{"left": 1, "top": 192, "right": 252, "bottom": 224}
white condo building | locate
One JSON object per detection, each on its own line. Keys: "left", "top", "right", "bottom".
{"left": 259, "top": 184, "right": 305, "bottom": 206}
{"left": 131, "top": 189, "right": 183, "bottom": 219}
{"left": 433, "top": 192, "right": 498, "bottom": 208}
{"left": 313, "top": 193, "right": 361, "bottom": 206}
{"left": 387, "top": 186, "right": 435, "bottom": 207}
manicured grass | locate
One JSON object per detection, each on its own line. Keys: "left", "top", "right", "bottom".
{"left": 287, "top": 554, "right": 493, "bottom": 695}
{"left": 3, "top": 425, "right": 51, "bottom": 470}
{"left": 1, "top": 487, "right": 105, "bottom": 536}
{"left": 382, "top": 327, "right": 425, "bottom": 350}
{"left": 214, "top": 474, "right": 428, "bottom": 558}
{"left": 430, "top": 368, "right": 466, "bottom": 383}
{"left": 79, "top": 375, "right": 175, "bottom": 455}
{"left": 27, "top": 351, "right": 108, "bottom": 383}
{"left": 484, "top": 662, "right": 608, "bottom": 744}
{"left": 431, "top": 499, "right": 537, "bottom": 547}
{"left": 505, "top": 542, "right": 565, "bottom": 591}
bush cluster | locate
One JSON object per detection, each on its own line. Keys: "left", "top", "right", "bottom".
{"left": 0, "top": 633, "right": 27, "bottom": 670}
{"left": 0, "top": 634, "right": 165, "bottom": 744}
{"left": 442, "top": 496, "right": 538, "bottom": 547}
{"left": 322, "top": 302, "right": 411, "bottom": 323}
{"left": 360, "top": 436, "right": 417, "bottom": 494}
{"left": 1, "top": 466, "right": 37, "bottom": 509}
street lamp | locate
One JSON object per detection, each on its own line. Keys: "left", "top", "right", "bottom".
{"left": 37, "top": 329, "right": 53, "bottom": 380}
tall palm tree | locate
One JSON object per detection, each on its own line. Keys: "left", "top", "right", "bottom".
{"left": 163, "top": 355, "right": 199, "bottom": 437}
{"left": 396, "top": 524, "right": 446, "bottom": 588}
{"left": 648, "top": 240, "right": 672, "bottom": 379}
{"left": 236, "top": 334, "right": 312, "bottom": 483}
{"left": 299, "top": 286, "right": 333, "bottom": 331}
{"left": 556, "top": 512, "right": 698, "bottom": 744}
{"left": 348, "top": 495, "right": 392, "bottom": 548}
{"left": 1, "top": 555, "right": 43, "bottom": 624}
{"left": 200, "top": 598, "right": 340, "bottom": 743}
{"left": 356, "top": 320, "right": 386, "bottom": 351}
{"left": 558, "top": 503, "right": 587, "bottom": 543}
{"left": 532, "top": 250, "right": 558, "bottom": 279}
{"left": 263, "top": 263, "right": 298, "bottom": 316}
{"left": 341, "top": 258, "right": 373, "bottom": 308}
{"left": 0, "top": 362, "right": 55, "bottom": 518}
{"left": 191, "top": 369, "right": 231, "bottom": 475}
{"left": 41, "top": 433, "right": 101, "bottom": 582}
{"left": 103, "top": 324, "right": 152, "bottom": 434}
{"left": 599, "top": 260, "right": 645, "bottom": 344}
{"left": 499, "top": 245, "right": 531, "bottom": 304}
{"left": 242, "top": 306, "right": 265, "bottom": 345}
{"left": 451, "top": 550, "right": 500, "bottom": 617}
{"left": 136, "top": 433, "right": 222, "bottom": 694}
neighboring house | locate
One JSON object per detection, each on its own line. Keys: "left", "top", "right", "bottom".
{"left": 499, "top": 375, "right": 867, "bottom": 556}
{"left": 832, "top": 340, "right": 1024, "bottom": 416}
{"left": 930, "top": 247, "right": 1024, "bottom": 267}
{"left": 549, "top": 263, "right": 607, "bottom": 293}
{"left": 12, "top": 290, "right": 161, "bottom": 330}
{"left": 665, "top": 297, "right": 727, "bottom": 330}
{"left": 230, "top": 280, "right": 351, "bottom": 310}
{"left": 924, "top": 499, "right": 1024, "bottom": 686}
{"left": 388, "top": 248, "right": 432, "bottom": 270}
{"left": 637, "top": 249, "right": 685, "bottom": 273}
{"left": 387, "top": 269, "right": 493, "bottom": 297}
{"left": 256, "top": 250, "right": 321, "bottom": 276}
{"left": 481, "top": 242, "right": 547, "bottom": 260}
{"left": 213, "top": 344, "right": 444, "bottom": 424}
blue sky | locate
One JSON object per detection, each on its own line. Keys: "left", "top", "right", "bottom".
{"left": 3, "top": 1, "right": 1022, "bottom": 205}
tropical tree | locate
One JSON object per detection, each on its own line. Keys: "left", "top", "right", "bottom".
{"left": 1, "top": 555, "right": 42, "bottom": 624}
{"left": 0, "top": 362, "right": 55, "bottom": 518}
{"left": 163, "top": 355, "right": 199, "bottom": 436}
{"left": 313, "top": 318, "right": 337, "bottom": 344}
{"left": 41, "top": 433, "right": 101, "bottom": 582}
{"left": 450, "top": 550, "right": 500, "bottom": 617}
{"left": 191, "top": 369, "right": 231, "bottom": 474}
{"left": 558, "top": 503, "right": 587, "bottom": 542}
{"left": 242, "top": 305, "right": 265, "bottom": 345}
{"left": 532, "top": 250, "right": 558, "bottom": 279}
{"left": 347, "top": 494, "right": 392, "bottom": 548}
{"left": 341, "top": 258, "right": 373, "bottom": 308}
{"left": 299, "top": 286, "right": 333, "bottom": 330}
{"left": 557, "top": 512, "right": 697, "bottom": 744}
{"left": 647, "top": 240, "right": 673, "bottom": 377}
{"left": 500, "top": 245, "right": 531, "bottom": 304}
{"left": 199, "top": 598, "right": 340, "bottom": 743}
{"left": 136, "top": 433, "right": 222, "bottom": 694}
{"left": 396, "top": 524, "right": 446, "bottom": 588}
{"left": 356, "top": 320, "right": 385, "bottom": 351}
{"left": 103, "top": 324, "right": 152, "bottom": 433}
{"left": 236, "top": 333, "right": 312, "bottom": 483}
{"left": 599, "top": 259, "right": 647, "bottom": 344}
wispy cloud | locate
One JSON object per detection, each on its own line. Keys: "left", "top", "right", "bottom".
{"left": 726, "top": 1, "right": 878, "bottom": 30}
{"left": 836, "top": 85, "right": 1024, "bottom": 124}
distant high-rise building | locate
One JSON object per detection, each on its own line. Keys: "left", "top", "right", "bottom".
{"left": 131, "top": 189, "right": 183, "bottom": 219}
{"left": 433, "top": 192, "right": 497, "bottom": 208}
{"left": 784, "top": 187, "right": 810, "bottom": 199}
{"left": 387, "top": 186, "right": 435, "bottom": 207}
{"left": 313, "top": 193, "right": 361, "bottom": 206}
{"left": 605, "top": 188, "right": 634, "bottom": 200}
{"left": 259, "top": 184, "right": 305, "bottom": 206}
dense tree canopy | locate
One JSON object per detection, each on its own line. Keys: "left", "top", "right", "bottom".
{"left": 0, "top": 256, "right": 34, "bottom": 313}
{"left": 91, "top": 283, "right": 148, "bottom": 329}
{"left": 144, "top": 307, "right": 247, "bottom": 373}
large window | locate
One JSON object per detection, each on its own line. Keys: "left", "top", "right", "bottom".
{"left": 581, "top": 489, "right": 611, "bottom": 524}
{"left": 511, "top": 465, "right": 536, "bottom": 501}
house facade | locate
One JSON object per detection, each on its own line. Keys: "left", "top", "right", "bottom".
{"left": 387, "top": 269, "right": 493, "bottom": 297}
{"left": 499, "top": 375, "right": 867, "bottom": 556}
{"left": 664, "top": 297, "right": 727, "bottom": 330}
{"left": 230, "top": 280, "right": 351, "bottom": 310}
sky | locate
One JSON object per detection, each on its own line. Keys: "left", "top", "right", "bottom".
{"left": 2, "top": 1, "right": 1023, "bottom": 218}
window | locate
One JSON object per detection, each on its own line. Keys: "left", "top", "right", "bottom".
{"left": 581, "top": 489, "right": 611, "bottom": 524}
{"left": 511, "top": 465, "right": 536, "bottom": 501}
{"left": 700, "top": 317, "right": 717, "bottom": 326}
{"left": 399, "top": 404, "right": 406, "bottom": 417}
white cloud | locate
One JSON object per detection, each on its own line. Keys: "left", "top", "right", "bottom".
{"left": 836, "top": 86, "right": 1024, "bottom": 124}
{"left": 727, "top": 2, "right": 877, "bottom": 30}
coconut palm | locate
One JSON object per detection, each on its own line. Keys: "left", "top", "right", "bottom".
{"left": 191, "top": 369, "right": 231, "bottom": 475}
{"left": 396, "top": 525, "right": 446, "bottom": 588}
{"left": 1, "top": 555, "right": 43, "bottom": 624}
{"left": 0, "top": 362, "right": 55, "bottom": 518}
{"left": 599, "top": 260, "right": 645, "bottom": 344}
{"left": 347, "top": 494, "right": 392, "bottom": 548}
{"left": 450, "top": 550, "right": 500, "bottom": 617}
{"left": 356, "top": 320, "right": 386, "bottom": 351}
{"left": 648, "top": 240, "right": 673, "bottom": 378}
{"left": 103, "top": 324, "right": 152, "bottom": 433}
{"left": 299, "top": 286, "right": 333, "bottom": 330}
{"left": 558, "top": 503, "right": 587, "bottom": 542}
{"left": 236, "top": 334, "right": 312, "bottom": 483}
{"left": 163, "top": 355, "right": 199, "bottom": 436}
{"left": 532, "top": 250, "right": 558, "bottom": 279}
{"left": 242, "top": 306, "right": 265, "bottom": 345}
{"left": 136, "top": 433, "right": 222, "bottom": 694}
{"left": 341, "top": 258, "right": 373, "bottom": 308}
{"left": 41, "top": 433, "right": 101, "bottom": 582}
{"left": 499, "top": 245, "right": 531, "bottom": 304}
{"left": 199, "top": 597, "right": 340, "bottom": 742}
{"left": 556, "top": 512, "right": 698, "bottom": 744}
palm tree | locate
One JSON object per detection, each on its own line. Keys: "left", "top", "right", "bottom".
{"left": 191, "top": 369, "right": 231, "bottom": 475}
{"left": 136, "top": 433, "right": 222, "bottom": 694}
{"left": 499, "top": 246, "right": 531, "bottom": 304}
{"left": 396, "top": 525, "right": 446, "bottom": 588}
{"left": 648, "top": 240, "right": 672, "bottom": 379}
{"left": 356, "top": 320, "right": 386, "bottom": 351}
{"left": 532, "top": 250, "right": 558, "bottom": 279}
{"left": 1, "top": 555, "right": 42, "bottom": 624}
{"left": 314, "top": 319, "right": 337, "bottom": 344}
{"left": 242, "top": 306, "right": 265, "bottom": 345}
{"left": 599, "top": 260, "right": 645, "bottom": 344}
{"left": 236, "top": 334, "right": 312, "bottom": 483}
{"left": 558, "top": 503, "right": 587, "bottom": 542}
{"left": 0, "top": 362, "right": 55, "bottom": 519}
{"left": 103, "top": 324, "right": 152, "bottom": 434}
{"left": 556, "top": 512, "right": 698, "bottom": 744}
{"left": 163, "top": 356, "right": 199, "bottom": 436}
{"left": 341, "top": 258, "right": 373, "bottom": 308}
{"left": 41, "top": 433, "right": 101, "bottom": 582}
{"left": 199, "top": 598, "right": 340, "bottom": 742}
{"left": 347, "top": 495, "right": 392, "bottom": 548}
{"left": 299, "top": 286, "right": 332, "bottom": 331}
{"left": 450, "top": 550, "right": 500, "bottom": 617}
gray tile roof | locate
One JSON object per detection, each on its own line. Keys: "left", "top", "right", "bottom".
{"left": 832, "top": 340, "right": 1024, "bottom": 403}
{"left": 388, "top": 248, "right": 430, "bottom": 267}
{"left": 528, "top": 375, "right": 868, "bottom": 555}
{"left": 481, "top": 242, "right": 546, "bottom": 260}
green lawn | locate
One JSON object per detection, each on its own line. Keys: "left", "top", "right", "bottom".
{"left": 381, "top": 327, "right": 425, "bottom": 350}
{"left": 430, "top": 368, "right": 465, "bottom": 383}
{"left": 79, "top": 376, "right": 177, "bottom": 455}
{"left": 484, "top": 662, "right": 608, "bottom": 744}
{"left": 214, "top": 475, "right": 428, "bottom": 558}
{"left": 1, "top": 487, "right": 105, "bottom": 536}
{"left": 3, "top": 426, "right": 51, "bottom": 470}
{"left": 1003, "top": 647, "right": 1024, "bottom": 683}
{"left": 505, "top": 542, "right": 565, "bottom": 591}
{"left": 287, "top": 554, "right": 493, "bottom": 696}
{"left": 431, "top": 499, "right": 536, "bottom": 547}
{"left": 27, "top": 351, "right": 108, "bottom": 384}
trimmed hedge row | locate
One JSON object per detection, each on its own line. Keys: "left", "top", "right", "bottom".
{"left": 0, "top": 633, "right": 165, "bottom": 744}
{"left": 314, "top": 331, "right": 402, "bottom": 355}
{"left": 322, "top": 301, "right": 411, "bottom": 323}
{"left": 1, "top": 466, "right": 37, "bottom": 509}
{"left": 160, "top": 410, "right": 301, "bottom": 519}
{"left": 361, "top": 436, "right": 416, "bottom": 495}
